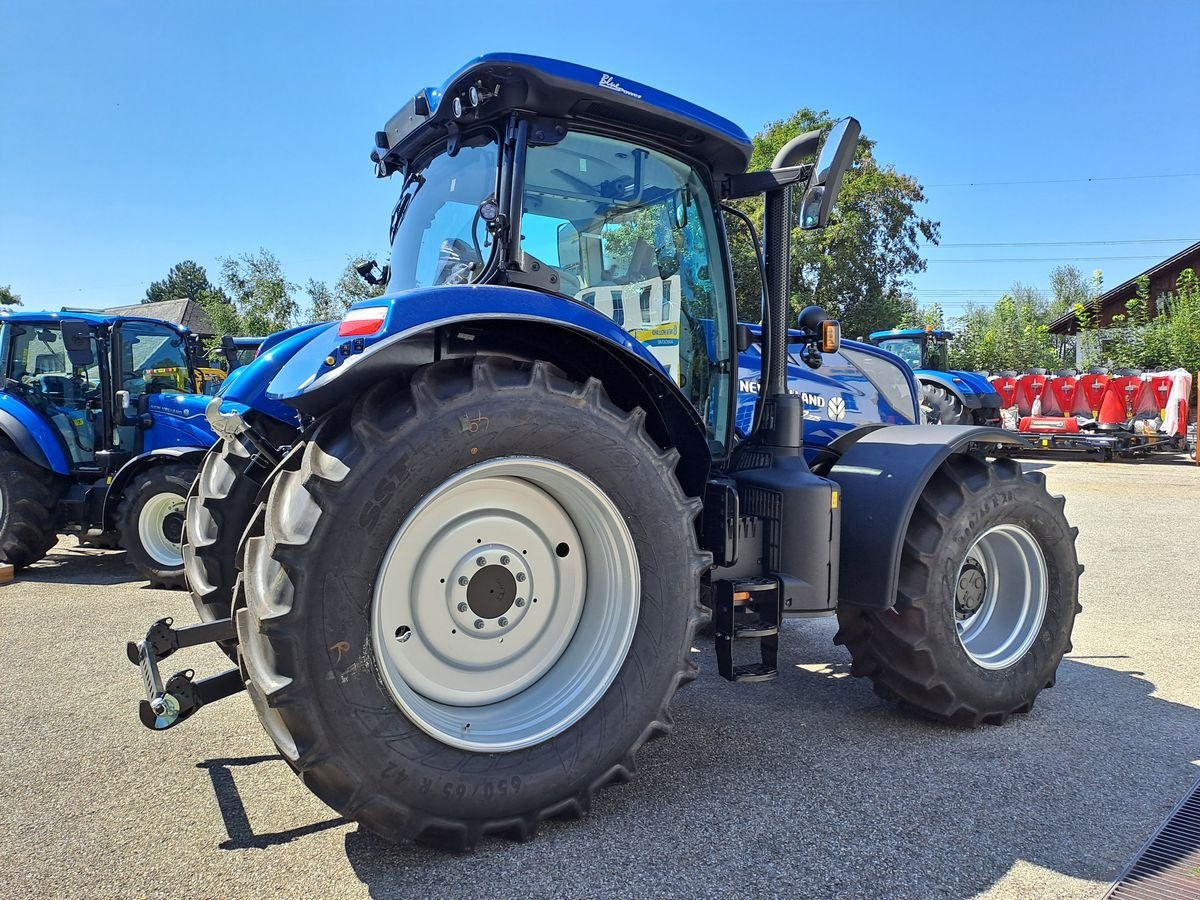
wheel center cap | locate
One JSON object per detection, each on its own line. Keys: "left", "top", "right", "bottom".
{"left": 467, "top": 565, "right": 517, "bottom": 619}
{"left": 956, "top": 558, "right": 987, "bottom": 617}
{"left": 162, "top": 512, "right": 184, "bottom": 545}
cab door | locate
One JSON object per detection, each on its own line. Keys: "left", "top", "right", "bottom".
{"left": 111, "top": 321, "right": 193, "bottom": 455}
{"left": 4, "top": 320, "right": 104, "bottom": 470}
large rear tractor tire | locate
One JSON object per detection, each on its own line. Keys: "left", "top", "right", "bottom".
{"left": 237, "top": 357, "right": 708, "bottom": 848}
{"left": 0, "top": 445, "right": 64, "bottom": 569}
{"left": 920, "top": 383, "right": 970, "bottom": 425}
{"left": 117, "top": 464, "right": 196, "bottom": 589}
{"left": 835, "top": 455, "right": 1080, "bottom": 726}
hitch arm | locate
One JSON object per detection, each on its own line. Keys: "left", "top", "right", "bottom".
{"left": 127, "top": 617, "right": 244, "bottom": 731}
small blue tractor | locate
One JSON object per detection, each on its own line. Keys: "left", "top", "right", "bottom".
{"left": 869, "top": 327, "right": 1003, "bottom": 425}
{"left": 130, "top": 54, "right": 1080, "bottom": 849}
{"left": 0, "top": 310, "right": 223, "bottom": 585}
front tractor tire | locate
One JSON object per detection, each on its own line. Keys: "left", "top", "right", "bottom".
{"left": 117, "top": 464, "right": 196, "bottom": 589}
{"left": 184, "top": 433, "right": 273, "bottom": 627}
{"left": 835, "top": 455, "right": 1080, "bottom": 726}
{"left": 920, "top": 383, "right": 970, "bottom": 425}
{"left": 237, "top": 358, "right": 708, "bottom": 848}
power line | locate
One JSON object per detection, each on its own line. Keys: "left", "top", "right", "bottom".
{"left": 937, "top": 238, "right": 1198, "bottom": 248}
{"left": 927, "top": 172, "right": 1200, "bottom": 188}
{"left": 925, "top": 255, "right": 1165, "bottom": 264}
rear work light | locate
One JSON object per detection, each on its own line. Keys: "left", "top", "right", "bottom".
{"left": 339, "top": 307, "right": 388, "bottom": 337}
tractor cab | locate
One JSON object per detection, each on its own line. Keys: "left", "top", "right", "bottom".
{"left": 0, "top": 312, "right": 205, "bottom": 473}
{"left": 372, "top": 54, "right": 750, "bottom": 452}
{"left": 869, "top": 327, "right": 952, "bottom": 372}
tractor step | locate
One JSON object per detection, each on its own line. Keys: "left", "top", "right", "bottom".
{"left": 714, "top": 577, "right": 781, "bottom": 683}
{"left": 126, "top": 617, "right": 244, "bottom": 730}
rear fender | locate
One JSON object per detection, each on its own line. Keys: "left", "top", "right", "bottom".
{"left": 102, "top": 447, "right": 207, "bottom": 529}
{"left": 264, "top": 287, "right": 713, "bottom": 496}
{"left": 0, "top": 394, "right": 70, "bottom": 474}
{"left": 829, "top": 425, "right": 1030, "bottom": 611}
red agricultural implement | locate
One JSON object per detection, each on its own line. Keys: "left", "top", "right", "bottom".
{"left": 992, "top": 370, "right": 1193, "bottom": 460}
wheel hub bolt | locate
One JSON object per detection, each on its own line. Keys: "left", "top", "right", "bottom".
{"left": 516, "top": 573, "right": 526, "bottom": 582}
{"left": 498, "top": 617, "right": 508, "bottom": 627}
{"left": 457, "top": 602, "right": 468, "bottom": 612}
{"left": 474, "top": 619, "right": 485, "bottom": 630}
{"left": 500, "top": 555, "right": 510, "bottom": 565}
{"left": 458, "top": 576, "right": 469, "bottom": 586}
{"left": 515, "top": 597, "right": 525, "bottom": 608}
{"left": 476, "top": 557, "right": 486, "bottom": 566}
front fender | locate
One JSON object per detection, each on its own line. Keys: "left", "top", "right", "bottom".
{"left": 103, "top": 447, "right": 208, "bottom": 529}
{"left": 217, "top": 323, "right": 325, "bottom": 427}
{"left": 263, "top": 286, "right": 712, "bottom": 497}
{"left": 266, "top": 286, "right": 676, "bottom": 409}
{"left": 917, "top": 372, "right": 1000, "bottom": 410}
{"left": 0, "top": 394, "right": 70, "bottom": 474}
{"left": 829, "top": 425, "right": 1029, "bottom": 610}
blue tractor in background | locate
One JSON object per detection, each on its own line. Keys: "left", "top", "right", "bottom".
{"left": 869, "top": 327, "right": 1002, "bottom": 425}
{"left": 0, "top": 311, "right": 225, "bottom": 585}
{"left": 131, "top": 54, "right": 1080, "bottom": 849}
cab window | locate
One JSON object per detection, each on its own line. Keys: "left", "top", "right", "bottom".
{"left": 520, "top": 131, "right": 733, "bottom": 451}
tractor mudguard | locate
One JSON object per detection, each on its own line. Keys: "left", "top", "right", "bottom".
{"left": 0, "top": 395, "right": 71, "bottom": 474}
{"left": 103, "top": 447, "right": 208, "bottom": 530}
{"left": 828, "top": 424, "right": 1029, "bottom": 611}
{"left": 262, "top": 286, "right": 712, "bottom": 495}
{"left": 917, "top": 372, "right": 1000, "bottom": 410}
{"left": 215, "top": 324, "right": 323, "bottom": 428}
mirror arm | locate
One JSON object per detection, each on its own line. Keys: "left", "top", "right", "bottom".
{"left": 722, "top": 165, "right": 811, "bottom": 200}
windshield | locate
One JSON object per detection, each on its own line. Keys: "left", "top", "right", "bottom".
{"left": 386, "top": 132, "right": 500, "bottom": 292}
{"left": 520, "top": 130, "right": 733, "bottom": 450}
{"left": 925, "top": 339, "right": 949, "bottom": 371}
{"left": 877, "top": 337, "right": 923, "bottom": 370}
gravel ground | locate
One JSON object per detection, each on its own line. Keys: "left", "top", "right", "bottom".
{"left": 2, "top": 456, "right": 1198, "bottom": 899}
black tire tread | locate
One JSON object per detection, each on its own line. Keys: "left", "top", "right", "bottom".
{"left": 0, "top": 446, "right": 64, "bottom": 569}
{"left": 834, "top": 455, "right": 1079, "bottom": 727}
{"left": 238, "top": 358, "right": 708, "bottom": 848}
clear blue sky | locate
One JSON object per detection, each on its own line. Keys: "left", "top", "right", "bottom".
{"left": 3, "top": 0, "right": 1198, "bottom": 317}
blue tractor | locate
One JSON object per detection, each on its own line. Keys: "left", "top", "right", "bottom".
{"left": 868, "top": 327, "right": 1003, "bottom": 425}
{"left": 0, "top": 311, "right": 224, "bottom": 585}
{"left": 131, "top": 54, "right": 1080, "bottom": 849}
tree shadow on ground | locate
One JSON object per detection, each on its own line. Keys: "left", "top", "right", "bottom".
{"left": 12, "top": 539, "right": 141, "bottom": 587}
{"left": 330, "top": 640, "right": 1199, "bottom": 899}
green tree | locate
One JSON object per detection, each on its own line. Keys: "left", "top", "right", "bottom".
{"left": 726, "top": 110, "right": 940, "bottom": 337}
{"left": 1087, "top": 269, "right": 1200, "bottom": 372}
{"left": 0, "top": 285, "right": 21, "bottom": 306}
{"left": 144, "top": 260, "right": 230, "bottom": 305}
{"left": 304, "top": 255, "right": 387, "bottom": 324}
{"left": 220, "top": 249, "right": 297, "bottom": 335}
{"left": 948, "top": 292, "right": 1059, "bottom": 372}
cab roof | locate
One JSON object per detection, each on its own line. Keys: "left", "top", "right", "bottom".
{"left": 0, "top": 308, "right": 192, "bottom": 333}
{"left": 869, "top": 328, "right": 956, "bottom": 341}
{"left": 375, "top": 53, "right": 754, "bottom": 179}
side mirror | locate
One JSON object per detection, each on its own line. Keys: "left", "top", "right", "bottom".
{"left": 355, "top": 259, "right": 386, "bottom": 286}
{"left": 61, "top": 320, "right": 95, "bottom": 367}
{"left": 799, "top": 117, "right": 861, "bottom": 230}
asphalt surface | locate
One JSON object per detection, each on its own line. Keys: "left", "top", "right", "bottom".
{"left": 2, "top": 456, "right": 1199, "bottom": 899}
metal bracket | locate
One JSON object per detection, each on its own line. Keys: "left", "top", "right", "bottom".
{"left": 127, "top": 617, "right": 243, "bottom": 731}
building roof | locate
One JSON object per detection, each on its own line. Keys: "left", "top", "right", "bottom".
{"left": 1048, "top": 240, "right": 1200, "bottom": 334}
{"left": 104, "top": 298, "right": 217, "bottom": 336}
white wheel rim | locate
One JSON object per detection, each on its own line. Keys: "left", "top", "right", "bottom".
{"left": 138, "top": 492, "right": 186, "bottom": 567}
{"left": 372, "top": 457, "right": 639, "bottom": 752}
{"left": 954, "top": 524, "right": 1048, "bottom": 669}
